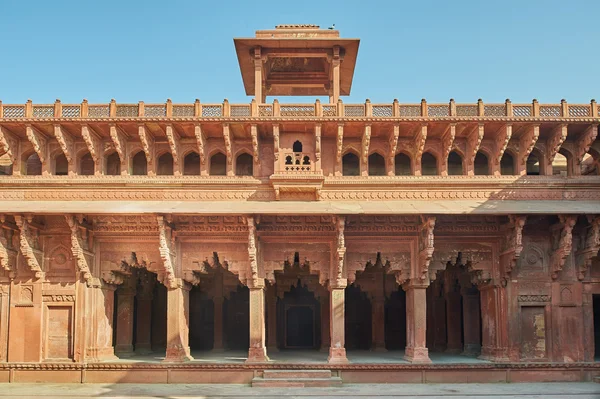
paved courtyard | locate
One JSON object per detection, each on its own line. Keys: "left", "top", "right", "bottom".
{"left": 0, "top": 382, "right": 597, "bottom": 399}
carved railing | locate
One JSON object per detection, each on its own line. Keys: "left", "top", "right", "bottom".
{"left": 282, "top": 152, "right": 313, "bottom": 173}
{"left": 0, "top": 99, "right": 597, "bottom": 119}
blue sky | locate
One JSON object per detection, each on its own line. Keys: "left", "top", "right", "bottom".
{"left": 1, "top": 0, "right": 598, "bottom": 104}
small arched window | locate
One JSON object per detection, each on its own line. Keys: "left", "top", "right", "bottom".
{"left": 157, "top": 153, "right": 174, "bottom": 176}
{"left": 474, "top": 152, "right": 489, "bottom": 176}
{"left": 293, "top": 140, "right": 303, "bottom": 153}
{"left": 421, "top": 152, "right": 438, "bottom": 176}
{"left": 0, "top": 153, "right": 13, "bottom": 176}
{"left": 342, "top": 152, "right": 360, "bottom": 176}
{"left": 302, "top": 155, "right": 310, "bottom": 165}
{"left": 447, "top": 151, "right": 463, "bottom": 176}
{"left": 395, "top": 153, "right": 411, "bottom": 176}
{"left": 285, "top": 155, "right": 293, "bottom": 165}
{"left": 183, "top": 152, "right": 200, "bottom": 175}
{"left": 500, "top": 152, "right": 515, "bottom": 175}
{"left": 210, "top": 152, "right": 227, "bottom": 176}
{"left": 236, "top": 153, "right": 253, "bottom": 176}
{"left": 552, "top": 152, "right": 568, "bottom": 176}
{"left": 526, "top": 151, "right": 540, "bottom": 176}
{"left": 106, "top": 152, "right": 121, "bottom": 176}
{"left": 55, "top": 154, "right": 69, "bottom": 176}
{"left": 132, "top": 151, "right": 148, "bottom": 175}
{"left": 80, "top": 152, "right": 95, "bottom": 176}
{"left": 368, "top": 153, "right": 386, "bottom": 176}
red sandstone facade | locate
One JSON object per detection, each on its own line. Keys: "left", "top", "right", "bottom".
{"left": 0, "top": 25, "right": 599, "bottom": 384}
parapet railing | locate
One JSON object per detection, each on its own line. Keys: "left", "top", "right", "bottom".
{"left": 0, "top": 99, "right": 598, "bottom": 119}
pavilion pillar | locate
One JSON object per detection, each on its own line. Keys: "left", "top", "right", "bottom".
{"left": 320, "top": 292, "right": 330, "bottom": 351}
{"left": 331, "top": 46, "right": 341, "bottom": 104}
{"left": 328, "top": 281, "right": 348, "bottom": 363}
{"left": 0, "top": 283, "right": 10, "bottom": 362}
{"left": 445, "top": 290, "right": 463, "bottom": 353}
{"left": 164, "top": 280, "right": 192, "bottom": 362}
{"left": 461, "top": 288, "right": 482, "bottom": 356}
{"left": 404, "top": 280, "right": 431, "bottom": 363}
{"left": 84, "top": 281, "right": 118, "bottom": 362}
{"left": 371, "top": 295, "right": 386, "bottom": 351}
{"left": 247, "top": 282, "right": 269, "bottom": 363}
{"left": 213, "top": 296, "right": 224, "bottom": 351}
{"left": 479, "top": 284, "right": 510, "bottom": 362}
{"left": 266, "top": 285, "right": 278, "bottom": 352}
{"left": 253, "top": 47, "right": 264, "bottom": 103}
{"left": 114, "top": 285, "right": 135, "bottom": 356}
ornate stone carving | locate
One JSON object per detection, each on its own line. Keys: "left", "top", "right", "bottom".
{"left": 361, "top": 124, "right": 371, "bottom": 165}
{"left": 413, "top": 124, "right": 427, "bottom": 161}
{"left": 547, "top": 124, "right": 567, "bottom": 165}
{"left": 575, "top": 125, "right": 598, "bottom": 165}
{"left": 157, "top": 215, "right": 177, "bottom": 288}
{"left": 273, "top": 124, "right": 280, "bottom": 162}
{"left": 334, "top": 215, "right": 346, "bottom": 286}
{"left": 109, "top": 124, "right": 126, "bottom": 162}
{"left": 519, "top": 124, "right": 539, "bottom": 164}
{"left": 417, "top": 216, "right": 435, "bottom": 282}
{"left": 194, "top": 123, "right": 206, "bottom": 165}
{"left": 258, "top": 215, "right": 335, "bottom": 233}
{"left": 518, "top": 295, "right": 550, "bottom": 302}
{"left": 250, "top": 124, "right": 260, "bottom": 164}
{"left": 345, "top": 215, "right": 420, "bottom": 233}
{"left": 101, "top": 270, "right": 125, "bottom": 285}
{"left": 550, "top": 215, "right": 577, "bottom": 280}
{"left": 336, "top": 123, "right": 343, "bottom": 164}
{"left": 494, "top": 124, "right": 512, "bottom": 164}
{"left": 165, "top": 124, "right": 180, "bottom": 165}
{"left": 314, "top": 123, "right": 321, "bottom": 161}
{"left": 0, "top": 221, "right": 17, "bottom": 276}
{"left": 25, "top": 124, "right": 47, "bottom": 163}
{"left": 94, "top": 215, "right": 159, "bottom": 233}
{"left": 470, "top": 269, "right": 492, "bottom": 287}
{"left": 53, "top": 124, "right": 74, "bottom": 163}
{"left": 65, "top": 215, "right": 93, "bottom": 285}
{"left": 223, "top": 123, "right": 232, "bottom": 165}
{"left": 576, "top": 216, "right": 600, "bottom": 280}
{"left": 42, "top": 294, "right": 75, "bottom": 302}
{"left": 14, "top": 216, "right": 44, "bottom": 278}
{"left": 138, "top": 124, "right": 155, "bottom": 166}
{"left": 246, "top": 216, "right": 260, "bottom": 287}
{"left": 441, "top": 123, "right": 456, "bottom": 162}
{"left": 388, "top": 124, "right": 400, "bottom": 166}
{"left": 81, "top": 125, "right": 101, "bottom": 163}
{"left": 467, "top": 123, "right": 484, "bottom": 167}
{"left": 501, "top": 215, "right": 526, "bottom": 280}
{"left": 0, "top": 126, "right": 18, "bottom": 164}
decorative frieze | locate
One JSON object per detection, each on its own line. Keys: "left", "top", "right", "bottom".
{"left": 43, "top": 294, "right": 75, "bottom": 302}
{"left": 94, "top": 215, "right": 159, "bottom": 233}
{"left": 518, "top": 295, "right": 550, "bottom": 303}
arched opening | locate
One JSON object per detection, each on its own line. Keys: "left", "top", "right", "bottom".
{"left": 224, "top": 285, "right": 250, "bottom": 350}
{"left": 395, "top": 153, "right": 411, "bottom": 176}
{"left": 342, "top": 152, "right": 360, "bottom": 176}
{"left": 235, "top": 153, "right": 253, "bottom": 176}
{"left": 385, "top": 287, "right": 407, "bottom": 350}
{"left": 157, "top": 153, "right": 174, "bottom": 176}
{"left": 0, "top": 154, "right": 13, "bottom": 176}
{"left": 447, "top": 151, "right": 463, "bottom": 175}
{"left": 105, "top": 152, "right": 121, "bottom": 176}
{"left": 582, "top": 152, "right": 599, "bottom": 175}
{"left": 368, "top": 152, "right": 386, "bottom": 176}
{"left": 552, "top": 152, "right": 568, "bottom": 176}
{"left": 183, "top": 152, "right": 201, "bottom": 175}
{"left": 132, "top": 151, "right": 148, "bottom": 175}
{"left": 474, "top": 152, "right": 489, "bottom": 175}
{"left": 526, "top": 151, "right": 541, "bottom": 175}
{"left": 24, "top": 153, "right": 42, "bottom": 176}
{"left": 278, "top": 281, "right": 321, "bottom": 349}
{"left": 500, "top": 152, "right": 515, "bottom": 175}
{"left": 54, "top": 154, "right": 69, "bottom": 176}
{"left": 189, "top": 288, "right": 214, "bottom": 350}
{"left": 421, "top": 152, "right": 438, "bottom": 176}
{"left": 79, "top": 153, "right": 95, "bottom": 176}
{"left": 292, "top": 140, "right": 303, "bottom": 153}
{"left": 210, "top": 152, "right": 227, "bottom": 176}
{"left": 345, "top": 284, "right": 371, "bottom": 350}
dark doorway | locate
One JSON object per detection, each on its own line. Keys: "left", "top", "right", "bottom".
{"left": 278, "top": 281, "right": 320, "bottom": 349}
{"left": 189, "top": 288, "right": 215, "bottom": 350}
{"left": 385, "top": 287, "right": 407, "bottom": 350}
{"left": 345, "top": 284, "right": 371, "bottom": 350}
{"left": 224, "top": 285, "right": 249, "bottom": 350}
{"left": 594, "top": 295, "right": 600, "bottom": 359}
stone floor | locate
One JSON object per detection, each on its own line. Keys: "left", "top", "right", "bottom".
{"left": 0, "top": 382, "right": 597, "bottom": 398}
{"left": 112, "top": 349, "right": 490, "bottom": 364}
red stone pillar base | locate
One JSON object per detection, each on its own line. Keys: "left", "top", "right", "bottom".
{"left": 246, "top": 284, "right": 269, "bottom": 363}
{"left": 164, "top": 281, "right": 193, "bottom": 362}
{"left": 404, "top": 280, "right": 431, "bottom": 364}
{"left": 328, "top": 347, "right": 348, "bottom": 363}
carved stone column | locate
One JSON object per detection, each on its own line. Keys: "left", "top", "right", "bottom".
{"left": 320, "top": 292, "right": 330, "bottom": 352}
{"left": 371, "top": 295, "right": 386, "bottom": 351}
{"left": 85, "top": 281, "right": 118, "bottom": 362}
{"left": 114, "top": 284, "right": 135, "bottom": 356}
{"left": 403, "top": 279, "right": 431, "bottom": 363}
{"left": 266, "top": 285, "right": 278, "bottom": 352}
{"left": 135, "top": 274, "right": 155, "bottom": 355}
{"left": 213, "top": 296, "right": 224, "bottom": 352}
{"left": 328, "top": 282, "right": 348, "bottom": 363}
{"left": 0, "top": 283, "right": 10, "bottom": 362}
{"left": 478, "top": 283, "right": 509, "bottom": 362}
{"left": 164, "top": 280, "right": 192, "bottom": 362}
{"left": 461, "top": 288, "right": 482, "bottom": 356}
{"left": 247, "top": 283, "right": 269, "bottom": 362}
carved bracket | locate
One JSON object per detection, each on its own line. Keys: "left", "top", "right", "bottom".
{"left": 467, "top": 123, "right": 484, "bottom": 167}
{"left": 550, "top": 215, "right": 577, "bottom": 280}
{"left": 194, "top": 123, "right": 206, "bottom": 165}
{"left": 388, "top": 124, "right": 400, "bottom": 166}
{"left": 53, "top": 124, "right": 74, "bottom": 163}
{"left": 0, "top": 126, "right": 18, "bottom": 164}
{"left": 417, "top": 215, "right": 436, "bottom": 283}
{"left": 336, "top": 123, "right": 343, "bottom": 164}
{"left": 494, "top": 124, "right": 512, "bottom": 165}
{"left": 81, "top": 125, "right": 101, "bottom": 163}
{"left": 576, "top": 216, "right": 600, "bottom": 280}
{"left": 519, "top": 124, "right": 539, "bottom": 164}
{"left": 138, "top": 124, "right": 155, "bottom": 165}
{"left": 501, "top": 215, "right": 526, "bottom": 281}
{"left": 576, "top": 125, "right": 598, "bottom": 165}
{"left": 109, "top": 124, "right": 126, "bottom": 162}
{"left": 413, "top": 123, "right": 427, "bottom": 161}
{"left": 250, "top": 124, "right": 260, "bottom": 164}
{"left": 547, "top": 124, "right": 568, "bottom": 165}
{"left": 14, "top": 215, "right": 44, "bottom": 279}
{"left": 165, "top": 124, "right": 180, "bottom": 165}
{"left": 65, "top": 215, "right": 93, "bottom": 286}
{"left": 361, "top": 124, "right": 371, "bottom": 165}
{"left": 157, "top": 215, "right": 178, "bottom": 289}
{"left": 441, "top": 124, "right": 456, "bottom": 162}
{"left": 273, "top": 124, "right": 280, "bottom": 162}
{"left": 314, "top": 123, "right": 321, "bottom": 162}
{"left": 25, "top": 124, "right": 48, "bottom": 163}
{"left": 223, "top": 123, "right": 232, "bottom": 165}
{"left": 0, "top": 217, "right": 17, "bottom": 277}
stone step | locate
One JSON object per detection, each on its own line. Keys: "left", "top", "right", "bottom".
{"left": 251, "top": 377, "right": 342, "bottom": 388}
{"left": 262, "top": 369, "right": 332, "bottom": 379}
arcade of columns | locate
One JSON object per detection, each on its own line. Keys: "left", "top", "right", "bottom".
{"left": 0, "top": 212, "right": 599, "bottom": 364}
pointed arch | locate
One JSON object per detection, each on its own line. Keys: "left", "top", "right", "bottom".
{"left": 342, "top": 150, "right": 360, "bottom": 176}
{"left": 474, "top": 151, "right": 490, "bottom": 176}
{"left": 394, "top": 151, "right": 412, "bottom": 176}
{"left": 157, "top": 152, "right": 174, "bottom": 176}
{"left": 183, "top": 151, "right": 201, "bottom": 175}
{"left": 210, "top": 152, "right": 227, "bottom": 176}
{"left": 368, "top": 152, "right": 386, "bottom": 176}
{"left": 235, "top": 152, "right": 253, "bottom": 176}
{"left": 131, "top": 151, "right": 148, "bottom": 175}
{"left": 105, "top": 151, "right": 121, "bottom": 176}
{"left": 500, "top": 149, "right": 516, "bottom": 175}
{"left": 447, "top": 150, "right": 464, "bottom": 176}
{"left": 421, "top": 151, "right": 438, "bottom": 176}
{"left": 526, "top": 148, "right": 543, "bottom": 176}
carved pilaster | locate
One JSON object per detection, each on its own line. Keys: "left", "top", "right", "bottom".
{"left": 576, "top": 216, "right": 600, "bottom": 280}
{"left": 550, "top": 215, "right": 577, "bottom": 280}
{"left": 65, "top": 215, "right": 93, "bottom": 285}
{"left": 333, "top": 216, "right": 347, "bottom": 288}
{"left": 417, "top": 216, "right": 435, "bottom": 283}
{"left": 14, "top": 215, "right": 43, "bottom": 279}
{"left": 500, "top": 215, "right": 526, "bottom": 282}
{"left": 157, "top": 215, "right": 177, "bottom": 289}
